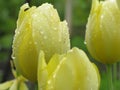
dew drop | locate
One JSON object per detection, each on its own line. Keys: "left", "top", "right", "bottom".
{"left": 44, "top": 36, "right": 47, "bottom": 39}
{"left": 47, "top": 80, "right": 54, "bottom": 89}
{"left": 58, "top": 39, "right": 61, "bottom": 42}
{"left": 58, "top": 37, "right": 62, "bottom": 42}
{"left": 53, "top": 74, "right": 56, "bottom": 79}
{"left": 15, "top": 30, "right": 17, "bottom": 34}
{"left": 69, "top": 49, "right": 73, "bottom": 53}
{"left": 17, "top": 31, "right": 20, "bottom": 35}
{"left": 12, "top": 56, "right": 16, "bottom": 60}
{"left": 40, "top": 31, "right": 44, "bottom": 35}
{"left": 47, "top": 79, "right": 52, "bottom": 85}
{"left": 54, "top": 27, "right": 57, "bottom": 30}
{"left": 84, "top": 41, "right": 87, "bottom": 45}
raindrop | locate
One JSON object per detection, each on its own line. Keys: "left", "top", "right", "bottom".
{"left": 58, "top": 39, "right": 61, "bottom": 42}
{"left": 17, "top": 31, "right": 20, "bottom": 35}
{"left": 48, "top": 80, "right": 51, "bottom": 84}
{"left": 40, "top": 31, "right": 44, "bottom": 35}
{"left": 15, "top": 30, "right": 17, "bottom": 34}
{"left": 44, "top": 36, "right": 47, "bottom": 39}
{"left": 84, "top": 41, "right": 87, "bottom": 45}
{"left": 101, "top": 15, "right": 104, "bottom": 19}
{"left": 69, "top": 49, "right": 73, "bottom": 53}
{"left": 58, "top": 37, "right": 62, "bottom": 42}
{"left": 53, "top": 74, "right": 56, "bottom": 79}
{"left": 12, "top": 56, "right": 16, "bottom": 60}
{"left": 54, "top": 27, "right": 57, "bottom": 30}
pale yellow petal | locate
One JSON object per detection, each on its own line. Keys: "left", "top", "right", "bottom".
{"left": 116, "top": 0, "right": 120, "bottom": 9}
{"left": 9, "top": 80, "right": 18, "bottom": 90}
{"left": 38, "top": 51, "right": 48, "bottom": 89}
{"left": 12, "top": 3, "right": 38, "bottom": 82}
{"left": 19, "top": 82, "right": 28, "bottom": 90}
{"left": 0, "top": 80, "right": 14, "bottom": 90}
{"left": 46, "top": 47, "right": 100, "bottom": 90}
{"left": 32, "top": 3, "right": 70, "bottom": 62}
{"left": 85, "top": 0, "right": 120, "bottom": 64}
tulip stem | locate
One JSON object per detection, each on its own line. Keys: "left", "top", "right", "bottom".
{"left": 35, "top": 83, "right": 38, "bottom": 90}
{"left": 106, "top": 64, "right": 113, "bottom": 90}
{"left": 113, "top": 63, "right": 117, "bottom": 83}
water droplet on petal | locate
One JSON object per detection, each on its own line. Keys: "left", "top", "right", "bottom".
{"left": 44, "top": 36, "right": 47, "bottom": 39}
{"left": 17, "top": 31, "right": 20, "bottom": 35}
{"left": 40, "top": 31, "right": 44, "bottom": 35}
{"left": 54, "top": 27, "right": 57, "bottom": 30}
{"left": 69, "top": 49, "right": 73, "bottom": 53}
{"left": 84, "top": 41, "right": 87, "bottom": 45}
{"left": 12, "top": 56, "right": 16, "bottom": 60}
{"left": 53, "top": 74, "right": 56, "bottom": 79}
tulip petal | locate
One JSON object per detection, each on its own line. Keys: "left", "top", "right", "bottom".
{"left": 32, "top": 3, "right": 70, "bottom": 62}
{"left": 19, "top": 82, "right": 28, "bottom": 90}
{"left": 91, "top": 0, "right": 99, "bottom": 14}
{"left": 47, "top": 54, "right": 63, "bottom": 76}
{"left": 0, "top": 80, "right": 14, "bottom": 90}
{"left": 38, "top": 51, "right": 48, "bottom": 89}
{"left": 85, "top": 0, "right": 120, "bottom": 64}
{"left": 12, "top": 3, "right": 70, "bottom": 82}
{"left": 12, "top": 3, "right": 38, "bottom": 82}
{"left": 116, "top": 0, "right": 120, "bottom": 9}
{"left": 46, "top": 47, "right": 100, "bottom": 90}
{"left": 9, "top": 80, "right": 18, "bottom": 90}
{"left": 91, "top": 63, "right": 101, "bottom": 88}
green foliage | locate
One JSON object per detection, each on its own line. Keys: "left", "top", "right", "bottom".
{"left": 71, "top": 36, "right": 87, "bottom": 52}
{"left": 0, "top": 0, "right": 25, "bottom": 33}
{"left": 100, "top": 72, "right": 120, "bottom": 90}
{"left": 1, "top": 0, "right": 120, "bottom": 90}
{"left": 72, "top": 0, "right": 91, "bottom": 26}
{"left": 0, "top": 0, "right": 25, "bottom": 63}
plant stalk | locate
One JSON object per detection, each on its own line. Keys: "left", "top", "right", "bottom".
{"left": 113, "top": 63, "right": 117, "bottom": 83}
{"left": 106, "top": 64, "right": 113, "bottom": 90}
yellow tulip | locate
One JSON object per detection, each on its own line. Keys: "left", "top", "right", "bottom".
{"left": 38, "top": 47, "right": 100, "bottom": 90}
{"left": 12, "top": 3, "right": 70, "bottom": 82}
{"left": 85, "top": 0, "right": 120, "bottom": 64}
{"left": 116, "top": 0, "right": 120, "bottom": 9}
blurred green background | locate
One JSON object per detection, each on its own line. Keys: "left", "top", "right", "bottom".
{"left": 0, "top": 0, "right": 120, "bottom": 90}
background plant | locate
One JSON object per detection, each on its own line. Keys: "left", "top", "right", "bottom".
{"left": 0, "top": 0, "right": 120, "bottom": 90}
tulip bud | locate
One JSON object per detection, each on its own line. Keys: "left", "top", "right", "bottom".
{"left": 85, "top": 0, "right": 120, "bottom": 64}
{"left": 38, "top": 48, "right": 100, "bottom": 90}
{"left": 12, "top": 3, "right": 70, "bottom": 82}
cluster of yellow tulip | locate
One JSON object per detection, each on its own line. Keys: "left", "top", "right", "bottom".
{"left": 1, "top": 0, "right": 120, "bottom": 89}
